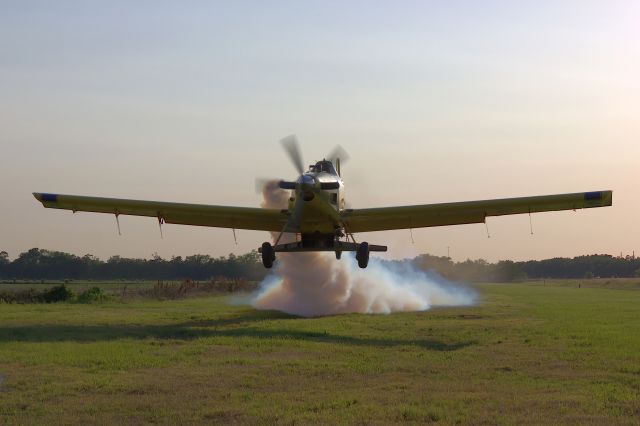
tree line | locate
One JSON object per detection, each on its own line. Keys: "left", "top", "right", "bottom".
{"left": 1, "top": 248, "right": 639, "bottom": 282}
{"left": 0, "top": 248, "right": 267, "bottom": 281}
{"left": 410, "top": 254, "right": 640, "bottom": 282}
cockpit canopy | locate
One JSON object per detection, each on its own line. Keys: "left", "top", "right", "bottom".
{"left": 308, "top": 160, "right": 337, "bottom": 175}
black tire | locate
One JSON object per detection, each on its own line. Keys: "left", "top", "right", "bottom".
{"left": 335, "top": 251, "right": 342, "bottom": 260}
{"left": 261, "top": 242, "right": 275, "bottom": 268}
{"left": 356, "top": 242, "right": 369, "bottom": 268}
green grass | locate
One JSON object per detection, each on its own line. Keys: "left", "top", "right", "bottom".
{"left": 1, "top": 282, "right": 639, "bottom": 424}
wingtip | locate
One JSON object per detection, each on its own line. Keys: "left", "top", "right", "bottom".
{"left": 33, "top": 193, "right": 58, "bottom": 203}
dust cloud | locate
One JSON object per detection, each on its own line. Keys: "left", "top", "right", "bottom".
{"left": 251, "top": 181, "right": 476, "bottom": 317}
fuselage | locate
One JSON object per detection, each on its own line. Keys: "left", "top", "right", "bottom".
{"left": 287, "top": 160, "right": 344, "bottom": 234}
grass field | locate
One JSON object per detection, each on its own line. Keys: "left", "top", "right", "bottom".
{"left": 1, "top": 282, "right": 639, "bottom": 424}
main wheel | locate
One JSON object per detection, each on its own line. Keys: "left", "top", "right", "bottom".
{"left": 261, "top": 242, "right": 275, "bottom": 268}
{"left": 335, "top": 251, "right": 342, "bottom": 260}
{"left": 356, "top": 242, "right": 369, "bottom": 268}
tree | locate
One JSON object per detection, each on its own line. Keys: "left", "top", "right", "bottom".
{"left": 494, "top": 260, "right": 527, "bottom": 282}
{"left": 0, "top": 251, "right": 9, "bottom": 278}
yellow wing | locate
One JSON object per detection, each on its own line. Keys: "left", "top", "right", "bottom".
{"left": 33, "top": 193, "right": 287, "bottom": 232}
{"left": 341, "top": 191, "right": 612, "bottom": 233}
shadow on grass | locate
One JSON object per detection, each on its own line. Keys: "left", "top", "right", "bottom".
{"left": 0, "top": 309, "right": 474, "bottom": 351}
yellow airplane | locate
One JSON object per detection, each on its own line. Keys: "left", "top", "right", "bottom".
{"left": 33, "top": 135, "right": 612, "bottom": 269}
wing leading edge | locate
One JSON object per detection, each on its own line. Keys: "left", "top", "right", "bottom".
{"left": 33, "top": 193, "right": 287, "bottom": 232}
{"left": 341, "top": 190, "right": 612, "bottom": 233}
{"left": 34, "top": 190, "right": 612, "bottom": 235}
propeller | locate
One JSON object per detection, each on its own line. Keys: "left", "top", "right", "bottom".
{"left": 280, "top": 134, "right": 305, "bottom": 175}
{"left": 253, "top": 135, "right": 303, "bottom": 194}
{"left": 326, "top": 145, "right": 349, "bottom": 176}
{"left": 326, "top": 145, "right": 350, "bottom": 165}
{"left": 254, "top": 135, "right": 344, "bottom": 231}
{"left": 254, "top": 177, "right": 272, "bottom": 194}
{"left": 255, "top": 178, "right": 297, "bottom": 194}
{"left": 287, "top": 194, "right": 305, "bottom": 232}
{"left": 278, "top": 136, "right": 307, "bottom": 231}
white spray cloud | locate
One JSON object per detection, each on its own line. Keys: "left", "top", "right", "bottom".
{"left": 251, "top": 181, "right": 477, "bottom": 317}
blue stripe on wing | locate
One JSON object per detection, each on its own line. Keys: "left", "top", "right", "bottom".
{"left": 584, "top": 191, "right": 602, "bottom": 201}
{"left": 41, "top": 193, "right": 58, "bottom": 202}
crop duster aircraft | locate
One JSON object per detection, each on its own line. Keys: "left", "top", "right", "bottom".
{"left": 33, "top": 135, "right": 612, "bottom": 269}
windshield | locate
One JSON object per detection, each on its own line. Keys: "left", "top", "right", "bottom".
{"left": 309, "top": 161, "right": 337, "bottom": 175}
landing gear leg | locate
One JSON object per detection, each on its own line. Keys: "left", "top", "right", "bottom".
{"left": 334, "top": 229, "right": 345, "bottom": 260}
{"left": 356, "top": 242, "right": 369, "bottom": 268}
{"left": 261, "top": 242, "right": 276, "bottom": 268}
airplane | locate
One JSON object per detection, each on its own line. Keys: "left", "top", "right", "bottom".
{"left": 33, "top": 135, "right": 613, "bottom": 269}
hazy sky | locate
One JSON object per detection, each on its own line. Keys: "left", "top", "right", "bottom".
{"left": 1, "top": 1, "right": 638, "bottom": 262}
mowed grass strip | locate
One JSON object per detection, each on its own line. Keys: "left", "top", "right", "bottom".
{"left": 1, "top": 283, "right": 639, "bottom": 424}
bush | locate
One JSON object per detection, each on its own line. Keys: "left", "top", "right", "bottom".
{"left": 0, "top": 288, "right": 46, "bottom": 304}
{"left": 42, "top": 285, "right": 75, "bottom": 303}
{"left": 144, "top": 280, "right": 194, "bottom": 300}
{"left": 0, "top": 291, "right": 16, "bottom": 303}
{"left": 77, "top": 286, "right": 110, "bottom": 303}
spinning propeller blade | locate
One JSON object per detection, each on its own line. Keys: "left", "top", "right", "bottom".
{"left": 280, "top": 135, "right": 305, "bottom": 175}
{"left": 288, "top": 194, "right": 305, "bottom": 231}
{"left": 326, "top": 145, "right": 349, "bottom": 176}
{"left": 326, "top": 145, "right": 350, "bottom": 165}
{"left": 255, "top": 178, "right": 275, "bottom": 194}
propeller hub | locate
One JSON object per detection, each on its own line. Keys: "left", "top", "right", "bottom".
{"left": 300, "top": 175, "right": 315, "bottom": 187}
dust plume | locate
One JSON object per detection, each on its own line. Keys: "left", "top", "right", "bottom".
{"left": 251, "top": 181, "right": 476, "bottom": 317}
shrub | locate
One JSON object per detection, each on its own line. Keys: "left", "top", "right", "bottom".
{"left": 77, "top": 286, "right": 110, "bottom": 303}
{"left": 0, "top": 291, "right": 16, "bottom": 303}
{"left": 0, "top": 288, "right": 44, "bottom": 304}
{"left": 42, "top": 285, "right": 75, "bottom": 303}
